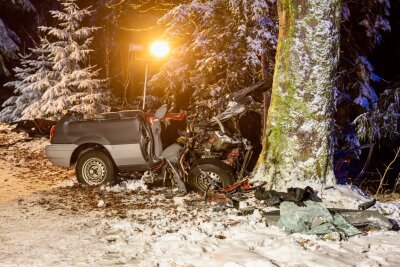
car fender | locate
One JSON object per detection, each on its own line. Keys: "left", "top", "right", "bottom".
{"left": 73, "top": 136, "right": 111, "bottom": 146}
{"left": 70, "top": 142, "right": 114, "bottom": 167}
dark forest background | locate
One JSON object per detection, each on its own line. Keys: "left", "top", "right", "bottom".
{"left": 1, "top": 1, "right": 399, "bottom": 109}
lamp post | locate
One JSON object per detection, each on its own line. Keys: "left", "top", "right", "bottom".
{"left": 143, "top": 41, "right": 170, "bottom": 110}
{"left": 143, "top": 62, "right": 149, "bottom": 110}
{"left": 128, "top": 41, "right": 170, "bottom": 110}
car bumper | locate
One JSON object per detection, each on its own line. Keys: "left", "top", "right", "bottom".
{"left": 45, "top": 144, "right": 78, "bottom": 168}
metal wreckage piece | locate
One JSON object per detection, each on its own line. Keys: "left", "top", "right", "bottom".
{"left": 263, "top": 202, "right": 394, "bottom": 239}
{"left": 209, "top": 182, "right": 395, "bottom": 238}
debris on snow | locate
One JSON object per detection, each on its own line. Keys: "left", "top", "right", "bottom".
{"left": 1, "top": 124, "right": 400, "bottom": 266}
{"left": 97, "top": 200, "right": 105, "bottom": 208}
{"left": 103, "top": 179, "right": 148, "bottom": 193}
{"left": 56, "top": 177, "right": 78, "bottom": 188}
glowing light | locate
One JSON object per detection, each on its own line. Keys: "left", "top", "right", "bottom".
{"left": 150, "top": 41, "right": 170, "bottom": 58}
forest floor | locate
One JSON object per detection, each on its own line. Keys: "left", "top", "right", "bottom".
{"left": 1, "top": 123, "right": 400, "bottom": 266}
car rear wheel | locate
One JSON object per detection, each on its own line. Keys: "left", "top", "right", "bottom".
{"left": 188, "top": 159, "right": 235, "bottom": 193}
{"left": 76, "top": 150, "right": 115, "bottom": 186}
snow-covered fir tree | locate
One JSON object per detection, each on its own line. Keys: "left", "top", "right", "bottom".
{"left": 0, "top": 18, "right": 19, "bottom": 77}
{"left": 0, "top": 38, "right": 54, "bottom": 122}
{"left": 0, "top": 0, "right": 36, "bottom": 77}
{"left": 148, "top": 0, "right": 396, "bottom": 146}
{"left": 336, "top": 0, "right": 394, "bottom": 145}
{"left": 340, "top": 0, "right": 392, "bottom": 102}
{"left": 1, "top": 0, "right": 107, "bottom": 121}
{"left": 35, "top": 0, "right": 106, "bottom": 119}
{"left": 148, "top": 0, "right": 277, "bottom": 107}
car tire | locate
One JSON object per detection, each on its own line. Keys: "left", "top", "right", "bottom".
{"left": 76, "top": 150, "right": 115, "bottom": 186}
{"left": 188, "top": 159, "right": 235, "bottom": 193}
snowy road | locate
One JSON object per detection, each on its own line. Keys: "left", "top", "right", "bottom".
{"left": 1, "top": 124, "right": 400, "bottom": 266}
{"left": 0, "top": 160, "right": 59, "bottom": 203}
{"left": 0, "top": 199, "right": 105, "bottom": 266}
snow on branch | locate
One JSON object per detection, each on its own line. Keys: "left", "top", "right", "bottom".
{"left": 149, "top": 0, "right": 277, "bottom": 104}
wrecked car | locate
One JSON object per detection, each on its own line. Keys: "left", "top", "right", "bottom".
{"left": 46, "top": 106, "right": 187, "bottom": 187}
{"left": 45, "top": 82, "right": 267, "bottom": 192}
{"left": 179, "top": 81, "right": 266, "bottom": 192}
{"left": 178, "top": 103, "right": 261, "bottom": 192}
{"left": 45, "top": 105, "right": 233, "bottom": 192}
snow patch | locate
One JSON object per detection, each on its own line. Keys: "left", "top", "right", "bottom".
{"left": 56, "top": 176, "right": 78, "bottom": 187}
{"left": 97, "top": 199, "right": 105, "bottom": 208}
{"left": 93, "top": 196, "right": 400, "bottom": 266}
{"left": 103, "top": 179, "right": 148, "bottom": 193}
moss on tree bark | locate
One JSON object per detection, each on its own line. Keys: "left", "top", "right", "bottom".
{"left": 254, "top": 0, "right": 342, "bottom": 190}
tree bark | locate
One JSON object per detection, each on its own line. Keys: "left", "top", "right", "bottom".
{"left": 254, "top": 0, "right": 342, "bottom": 190}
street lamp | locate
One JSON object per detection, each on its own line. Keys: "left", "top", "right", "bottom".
{"left": 142, "top": 41, "right": 170, "bottom": 110}
{"left": 150, "top": 41, "right": 170, "bottom": 58}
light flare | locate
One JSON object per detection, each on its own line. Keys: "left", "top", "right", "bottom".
{"left": 150, "top": 41, "right": 170, "bottom": 58}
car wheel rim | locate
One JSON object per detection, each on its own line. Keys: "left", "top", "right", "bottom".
{"left": 197, "top": 171, "right": 222, "bottom": 192}
{"left": 82, "top": 158, "right": 107, "bottom": 185}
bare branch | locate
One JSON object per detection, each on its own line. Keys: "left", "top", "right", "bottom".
{"left": 376, "top": 147, "right": 400, "bottom": 196}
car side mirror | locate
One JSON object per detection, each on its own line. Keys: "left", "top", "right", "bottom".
{"left": 155, "top": 104, "right": 168, "bottom": 120}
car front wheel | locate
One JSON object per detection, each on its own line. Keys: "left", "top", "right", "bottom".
{"left": 76, "top": 150, "right": 115, "bottom": 186}
{"left": 188, "top": 159, "right": 235, "bottom": 193}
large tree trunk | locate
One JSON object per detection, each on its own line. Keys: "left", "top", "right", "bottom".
{"left": 254, "top": 0, "right": 342, "bottom": 190}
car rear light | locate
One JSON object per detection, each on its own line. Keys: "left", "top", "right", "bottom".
{"left": 49, "top": 126, "right": 56, "bottom": 141}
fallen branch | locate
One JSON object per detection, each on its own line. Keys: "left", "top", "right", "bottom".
{"left": 375, "top": 147, "right": 400, "bottom": 197}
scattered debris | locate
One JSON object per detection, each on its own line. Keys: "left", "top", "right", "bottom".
{"left": 332, "top": 209, "right": 393, "bottom": 230}
{"left": 276, "top": 201, "right": 361, "bottom": 238}
{"left": 206, "top": 179, "right": 398, "bottom": 238}
{"left": 12, "top": 119, "right": 56, "bottom": 137}
{"left": 255, "top": 186, "right": 322, "bottom": 206}
{"left": 358, "top": 199, "right": 377, "bottom": 210}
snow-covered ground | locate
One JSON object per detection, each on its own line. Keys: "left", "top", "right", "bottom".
{"left": 1, "top": 123, "right": 400, "bottom": 266}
